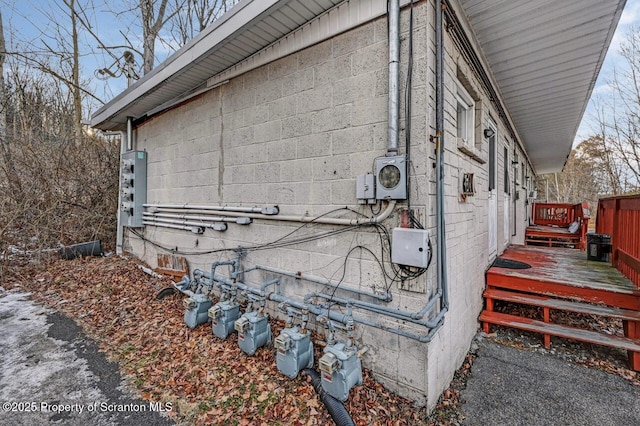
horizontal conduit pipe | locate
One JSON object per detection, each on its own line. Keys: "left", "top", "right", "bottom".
{"left": 146, "top": 201, "right": 396, "bottom": 227}
{"left": 143, "top": 212, "right": 250, "bottom": 224}
{"left": 305, "top": 292, "right": 444, "bottom": 329}
{"left": 208, "top": 273, "right": 445, "bottom": 343}
{"left": 144, "top": 217, "right": 226, "bottom": 231}
{"left": 242, "top": 265, "right": 392, "bottom": 302}
{"left": 144, "top": 203, "right": 276, "bottom": 214}
{"left": 143, "top": 221, "right": 197, "bottom": 232}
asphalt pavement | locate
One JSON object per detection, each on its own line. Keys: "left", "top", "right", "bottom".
{"left": 460, "top": 338, "right": 640, "bottom": 426}
{"left": 0, "top": 288, "right": 173, "bottom": 426}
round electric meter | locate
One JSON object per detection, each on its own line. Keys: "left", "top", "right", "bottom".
{"left": 378, "top": 164, "right": 401, "bottom": 189}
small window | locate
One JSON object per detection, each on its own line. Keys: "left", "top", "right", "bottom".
{"left": 456, "top": 81, "right": 475, "bottom": 147}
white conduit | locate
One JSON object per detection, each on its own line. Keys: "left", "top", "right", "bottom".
{"left": 144, "top": 217, "right": 227, "bottom": 230}
{"left": 143, "top": 221, "right": 196, "bottom": 232}
{"left": 143, "top": 212, "right": 251, "bottom": 224}
{"left": 144, "top": 203, "right": 277, "bottom": 214}
{"left": 147, "top": 201, "right": 396, "bottom": 226}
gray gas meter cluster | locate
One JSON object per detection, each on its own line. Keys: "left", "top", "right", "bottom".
{"left": 235, "top": 311, "right": 272, "bottom": 356}
{"left": 119, "top": 150, "right": 147, "bottom": 227}
{"left": 174, "top": 265, "right": 366, "bottom": 402}
{"left": 208, "top": 299, "right": 240, "bottom": 339}
{"left": 318, "top": 341, "right": 363, "bottom": 401}
{"left": 275, "top": 327, "right": 314, "bottom": 378}
{"left": 183, "top": 294, "right": 212, "bottom": 329}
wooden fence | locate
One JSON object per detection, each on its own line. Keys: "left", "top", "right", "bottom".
{"left": 596, "top": 195, "right": 640, "bottom": 287}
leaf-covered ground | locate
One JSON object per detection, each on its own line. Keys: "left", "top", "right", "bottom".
{"left": 5, "top": 255, "right": 472, "bottom": 425}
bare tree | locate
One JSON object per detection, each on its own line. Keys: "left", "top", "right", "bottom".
{"left": 540, "top": 137, "right": 609, "bottom": 205}
{"left": 593, "top": 25, "right": 640, "bottom": 193}
{"left": 167, "top": 0, "right": 237, "bottom": 48}
{"left": 140, "top": 0, "right": 182, "bottom": 74}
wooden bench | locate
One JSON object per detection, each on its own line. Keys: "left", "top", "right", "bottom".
{"left": 525, "top": 226, "right": 582, "bottom": 248}
{"left": 482, "top": 288, "right": 640, "bottom": 367}
{"left": 526, "top": 202, "right": 590, "bottom": 250}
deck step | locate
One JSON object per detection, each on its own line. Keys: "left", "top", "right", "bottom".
{"left": 484, "top": 288, "right": 640, "bottom": 322}
{"left": 486, "top": 273, "right": 640, "bottom": 311}
{"left": 480, "top": 310, "right": 640, "bottom": 353}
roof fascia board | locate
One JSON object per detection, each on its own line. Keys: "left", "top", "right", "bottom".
{"left": 90, "top": 0, "right": 285, "bottom": 127}
{"left": 92, "top": 0, "right": 417, "bottom": 128}
{"left": 206, "top": 0, "right": 414, "bottom": 88}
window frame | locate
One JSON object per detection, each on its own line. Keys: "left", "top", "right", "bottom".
{"left": 455, "top": 81, "right": 475, "bottom": 148}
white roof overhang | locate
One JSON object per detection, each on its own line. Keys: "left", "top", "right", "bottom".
{"left": 458, "top": 0, "right": 626, "bottom": 173}
{"left": 91, "top": 0, "right": 625, "bottom": 174}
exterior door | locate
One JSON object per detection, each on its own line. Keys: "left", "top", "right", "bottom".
{"left": 503, "top": 144, "right": 510, "bottom": 247}
{"left": 487, "top": 121, "right": 498, "bottom": 261}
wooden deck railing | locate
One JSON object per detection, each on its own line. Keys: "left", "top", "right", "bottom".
{"left": 531, "top": 202, "right": 590, "bottom": 249}
{"left": 596, "top": 195, "right": 640, "bottom": 287}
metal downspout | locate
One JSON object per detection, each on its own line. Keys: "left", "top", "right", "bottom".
{"left": 387, "top": 0, "right": 400, "bottom": 156}
{"left": 115, "top": 132, "right": 126, "bottom": 255}
{"left": 436, "top": 0, "right": 449, "bottom": 310}
{"left": 126, "top": 117, "right": 133, "bottom": 151}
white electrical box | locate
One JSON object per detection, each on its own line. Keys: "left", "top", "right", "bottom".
{"left": 356, "top": 173, "right": 376, "bottom": 204}
{"left": 391, "top": 228, "right": 430, "bottom": 268}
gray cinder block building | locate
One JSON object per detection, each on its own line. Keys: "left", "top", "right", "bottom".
{"left": 91, "top": 0, "right": 625, "bottom": 408}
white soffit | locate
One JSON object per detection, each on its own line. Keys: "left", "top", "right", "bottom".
{"left": 459, "top": 0, "right": 626, "bottom": 173}
{"left": 90, "top": 0, "right": 401, "bottom": 131}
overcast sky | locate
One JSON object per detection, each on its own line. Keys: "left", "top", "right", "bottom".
{"left": 575, "top": 0, "right": 640, "bottom": 144}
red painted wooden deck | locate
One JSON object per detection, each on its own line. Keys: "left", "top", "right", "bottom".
{"left": 484, "top": 245, "right": 640, "bottom": 370}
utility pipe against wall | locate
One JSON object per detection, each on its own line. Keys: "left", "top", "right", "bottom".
{"left": 241, "top": 265, "right": 392, "bottom": 302}
{"left": 143, "top": 211, "right": 252, "bottom": 225}
{"left": 143, "top": 221, "right": 202, "bottom": 233}
{"left": 387, "top": 0, "right": 400, "bottom": 156}
{"left": 144, "top": 203, "right": 279, "bottom": 215}
{"left": 185, "top": 265, "right": 442, "bottom": 343}
{"left": 144, "top": 216, "right": 227, "bottom": 231}
{"left": 147, "top": 201, "right": 397, "bottom": 227}
{"left": 206, "top": 271, "right": 446, "bottom": 343}
{"left": 126, "top": 117, "right": 133, "bottom": 151}
{"left": 116, "top": 131, "right": 127, "bottom": 255}
{"left": 435, "top": 0, "right": 450, "bottom": 311}
{"left": 304, "top": 292, "right": 445, "bottom": 329}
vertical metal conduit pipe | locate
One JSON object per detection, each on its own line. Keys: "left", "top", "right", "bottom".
{"left": 387, "top": 0, "right": 400, "bottom": 156}
{"left": 126, "top": 117, "right": 133, "bottom": 151}
{"left": 436, "top": 0, "right": 450, "bottom": 311}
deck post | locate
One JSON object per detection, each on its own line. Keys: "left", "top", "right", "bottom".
{"left": 543, "top": 307, "right": 551, "bottom": 348}
{"left": 484, "top": 293, "right": 494, "bottom": 334}
{"left": 612, "top": 198, "right": 620, "bottom": 266}
{"left": 623, "top": 320, "right": 640, "bottom": 371}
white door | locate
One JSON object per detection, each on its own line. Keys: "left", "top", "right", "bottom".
{"left": 487, "top": 121, "right": 498, "bottom": 261}
{"left": 503, "top": 145, "right": 510, "bottom": 247}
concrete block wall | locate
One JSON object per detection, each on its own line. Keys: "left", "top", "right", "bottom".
{"left": 126, "top": 0, "right": 532, "bottom": 410}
